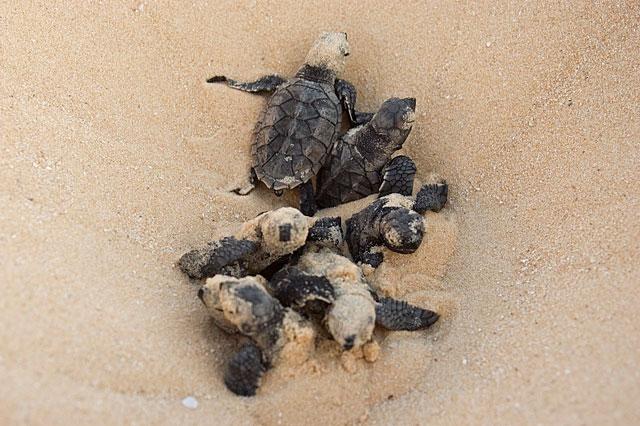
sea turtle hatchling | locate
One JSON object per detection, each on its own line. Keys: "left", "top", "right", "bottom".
{"left": 208, "top": 32, "right": 371, "bottom": 216}
{"left": 315, "top": 97, "right": 419, "bottom": 208}
{"left": 346, "top": 182, "right": 449, "bottom": 267}
{"left": 178, "top": 207, "right": 342, "bottom": 279}
{"left": 198, "top": 275, "right": 316, "bottom": 396}
{"left": 270, "top": 248, "right": 439, "bottom": 351}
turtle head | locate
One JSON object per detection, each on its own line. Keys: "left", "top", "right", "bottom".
{"left": 259, "top": 207, "right": 310, "bottom": 256}
{"left": 370, "top": 97, "right": 416, "bottom": 152}
{"left": 326, "top": 293, "right": 375, "bottom": 351}
{"left": 219, "top": 278, "right": 284, "bottom": 337}
{"left": 380, "top": 208, "right": 425, "bottom": 254}
{"left": 304, "top": 32, "right": 350, "bottom": 75}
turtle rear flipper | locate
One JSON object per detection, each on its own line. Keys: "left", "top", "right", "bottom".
{"left": 179, "top": 237, "right": 258, "bottom": 279}
{"left": 299, "top": 180, "right": 318, "bottom": 217}
{"left": 270, "top": 267, "right": 335, "bottom": 313}
{"left": 207, "top": 74, "right": 287, "bottom": 93}
{"left": 378, "top": 155, "right": 416, "bottom": 197}
{"left": 224, "top": 343, "right": 268, "bottom": 397}
{"left": 375, "top": 297, "right": 439, "bottom": 331}
{"left": 414, "top": 182, "right": 448, "bottom": 214}
{"left": 231, "top": 168, "right": 258, "bottom": 196}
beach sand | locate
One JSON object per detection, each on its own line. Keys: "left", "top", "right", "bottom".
{"left": 1, "top": 1, "right": 639, "bottom": 424}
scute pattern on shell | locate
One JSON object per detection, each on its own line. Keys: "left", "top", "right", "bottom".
{"left": 252, "top": 78, "right": 341, "bottom": 191}
{"left": 315, "top": 131, "right": 383, "bottom": 208}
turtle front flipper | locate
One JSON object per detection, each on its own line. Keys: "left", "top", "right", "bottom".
{"left": 413, "top": 182, "right": 448, "bottom": 214}
{"left": 307, "top": 216, "right": 343, "bottom": 248}
{"left": 178, "top": 237, "right": 258, "bottom": 279}
{"left": 224, "top": 343, "right": 268, "bottom": 396}
{"left": 375, "top": 297, "right": 439, "bottom": 331}
{"left": 269, "top": 267, "right": 335, "bottom": 314}
{"left": 207, "top": 75, "right": 287, "bottom": 93}
{"left": 334, "top": 79, "right": 372, "bottom": 126}
{"left": 378, "top": 155, "right": 417, "bottom": 197}
{"left": 354, "top": 111, "right": 374, "bottom": 125}
{"left": 345, "top": 206, "right": 386, "bottom": 267}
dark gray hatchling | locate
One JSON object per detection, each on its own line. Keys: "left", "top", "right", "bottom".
{"left": 269, "top": 248, "right": 439, "bottom": 351}
{"left": 315, "top": 97, "right": 419, "bottom": 208}
{"left": 198, "top": 275, "right": 316, "bottom": 396}
{"left": 178, "top": 207, "right": 342, "bottom": 279}
{"left": 208, "top": 32, "right": 371, "bottom": 216}
{"left": 346, "top": 182, "right": 448, "bottom": 268}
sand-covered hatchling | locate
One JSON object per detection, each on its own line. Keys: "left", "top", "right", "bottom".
{"left": 346, "top": 182, "right": 449, "bottom": 267}
{"left": 208, "top": 32, "right": 372, "bottom": 216}
{"left": 179, "top": 207, "right": 342, "bottom": 279}
{"left": 270, "top": 248, "right": 439, "bottom": 351}
{"left": 315, "top": 97, "right": 419, "bottom": 208}
{"left": 198, "top": 275, "right": 316, "bottom": 396}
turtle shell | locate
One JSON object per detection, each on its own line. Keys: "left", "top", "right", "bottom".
{"left": 315, "top": 135, "right": 382, "bottom": 208}
{"left": 252, "top": 78, "right": 341, "bottom": 191}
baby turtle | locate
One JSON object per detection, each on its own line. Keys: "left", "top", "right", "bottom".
{"left": 179, "top": 207, "right": 342, "bottom": 279}
{"left": 315, "top": 97, "right": 418, "bottom": 208}
{"left": 208, "top": 32, "right": 370, "bottom": 216}
{"left": 346, "top": 182, "right": 448, "bottom": 267}
{"left": 271, "top": 248, "right": 439, "bottom": 350}
{"left": 199, "top": 275, "right": 315, "bottom": 396}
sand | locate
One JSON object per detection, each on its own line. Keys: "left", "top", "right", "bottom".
{"left": 1, "top": 1, "right": 639, "bottom": 424}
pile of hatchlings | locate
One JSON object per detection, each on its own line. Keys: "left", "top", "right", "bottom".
{"left": 178, "top": 32, "right": 448, "bottom": 396}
